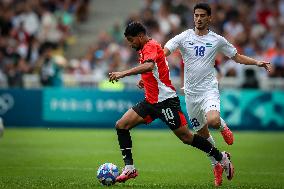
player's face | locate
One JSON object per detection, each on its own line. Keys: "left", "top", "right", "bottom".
{"left": 126, "top": 36, "right": 141, "bottom": 51}
{"left": 194, "top": 9, "right": 211, "bottom": 30}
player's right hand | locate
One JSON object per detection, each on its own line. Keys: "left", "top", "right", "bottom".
{"left": 109, "top": 72, "right": 122, "bottom": 83}
{"left": 137, "top": 80, "right": 144, "bottom": 89}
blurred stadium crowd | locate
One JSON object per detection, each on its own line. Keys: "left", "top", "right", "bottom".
{"left": 0, "top": 0, "right": 89, "bottom": 87}
{"left": 0, "top": 0, "right": 284, "bottom": 89}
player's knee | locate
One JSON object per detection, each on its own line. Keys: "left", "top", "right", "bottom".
{"left": 115, "top": 119, "right": 128, "bottom": 130}
{"left": 207, "top": 116, "right": 220, "bottom": 129}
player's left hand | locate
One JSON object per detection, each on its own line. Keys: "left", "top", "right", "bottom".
{"left": 109, "top": 72, "right": 124, "bottom": 83}
{"left": 256, "top": 61, "right": 272, "bottom": 73}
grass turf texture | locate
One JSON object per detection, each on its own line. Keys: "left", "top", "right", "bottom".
{"left": 0, "top": 128, "right": 283, "bottom": 189}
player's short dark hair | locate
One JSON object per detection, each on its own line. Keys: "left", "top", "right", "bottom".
{"left": 194, "top": 3, "right": 211, "bottom": 16}
{"left": 124, "top": 22, "right": 147, "bottom": 37}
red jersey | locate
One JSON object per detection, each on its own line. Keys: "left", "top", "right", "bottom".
{"left": 138, "top": 39, "right": 177, "bottom": 104}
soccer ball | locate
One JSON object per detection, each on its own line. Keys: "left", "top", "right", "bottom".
{"left": 97, "top": 163, "right": 119, "bottom": 186}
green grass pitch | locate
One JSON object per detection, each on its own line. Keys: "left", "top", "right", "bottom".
{"left": 0, "top": 128, "right": 283, "bottom": 189}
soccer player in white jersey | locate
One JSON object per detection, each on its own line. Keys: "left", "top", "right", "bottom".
{"left": 164, "top": 3, "right": 272, "bottom": 186}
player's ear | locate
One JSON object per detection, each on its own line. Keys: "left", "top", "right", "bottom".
{"left": 208, "top": 15, "right": 212, "bottom": 23}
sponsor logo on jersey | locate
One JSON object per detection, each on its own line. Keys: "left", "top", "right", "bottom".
{"left": 185, "top": 41, "right": 194, "bottom": 45}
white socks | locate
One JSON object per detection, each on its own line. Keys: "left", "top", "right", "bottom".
{"left": 207, "top": 135, "right": 218, "bottom": 166}
{"left": 125, "top": 165, "right": 135, "bottom": 170}
{"left": 219, "top": 117, "right": 226, "bottom": 131}
{"left": 220, "top": 151, "right": 228, "bottom": 166}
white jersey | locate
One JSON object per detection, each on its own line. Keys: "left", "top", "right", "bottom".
{"left": 165, "top": 29, "right": 237, "bottom": 95}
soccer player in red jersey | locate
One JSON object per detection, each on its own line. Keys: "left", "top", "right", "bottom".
{"left": 109, "top": 22, "right": 234, "bottom": 185}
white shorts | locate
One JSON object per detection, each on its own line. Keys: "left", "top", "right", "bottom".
{"left": 185, "top": 92, "right": 220, "bottom": 131}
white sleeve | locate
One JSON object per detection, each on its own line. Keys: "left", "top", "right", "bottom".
{"left": 164, "top": 33, "right": 184, "bottom": 53}
{"left": 218, "top": 36, "right": 237, "bottom": 58}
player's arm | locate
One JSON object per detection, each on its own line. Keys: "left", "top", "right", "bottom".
{"left": 231, "top": 54, "right": 272, "bottom": 73}
{"left": 219, "top": 35, "right": 271, "bottom": 73}
{"left": 164, "top": 33, "right": 183, "bottom": 57}
{"left": 109, "top": 61, "right": 154, "bottom": 83}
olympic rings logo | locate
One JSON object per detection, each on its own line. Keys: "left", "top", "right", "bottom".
{"left": 0, "top": 93, "right": 14, "bottom": 115}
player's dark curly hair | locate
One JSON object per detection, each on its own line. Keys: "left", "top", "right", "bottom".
{"left": 124, "top": 22, "right": 146, "bottom": 37}
{"left": 194, "top": 3, "right": 211, "bottom": 16}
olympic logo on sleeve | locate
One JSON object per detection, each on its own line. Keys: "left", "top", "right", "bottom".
{"left": 0, "top": 93, "right": 14, "bottom": 115}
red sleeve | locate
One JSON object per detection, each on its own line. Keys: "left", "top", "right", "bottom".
{"left": 142, "top": 43, "right": 157, "bottom": 63}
